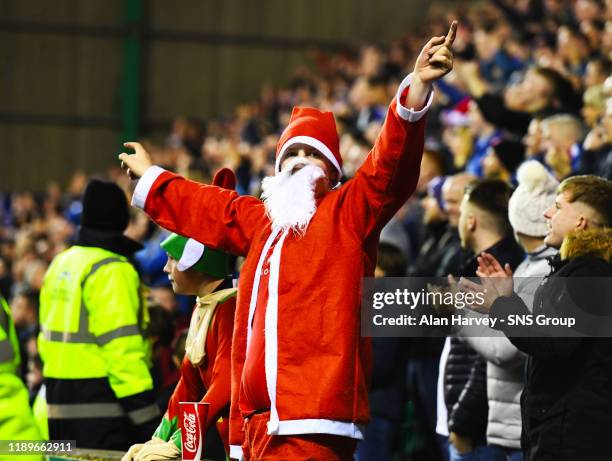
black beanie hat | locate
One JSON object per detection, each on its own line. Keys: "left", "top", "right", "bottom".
{"left": 492, "top": 140, "right": 525, "bottom": 174}
{"left": 81, "top": 179, "right": 130, "bottom": 232}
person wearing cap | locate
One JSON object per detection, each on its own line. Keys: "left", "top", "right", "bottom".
{"left": 123, "top": 232, "right": 236, "bottom": 461}
{"left": 460, "top": 175, "right": 612, "bottom": 461}
{"left": 455, "top": 161, "right": 558, "bottom": 459}
{"left": 119, "top": 23, "right": 458, "bottom": 461}
{"left": 39, "top": 179, "right": 160, "bottom": 449}
{"left": 482, "top": 139, "right": 526, "bottom": 183}
{"left": 507, "top": 161, "right": 560, "bottom": 283}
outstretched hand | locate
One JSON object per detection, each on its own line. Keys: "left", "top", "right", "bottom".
{"left": 118, "top": 142, "right": 153, "bottom": 180}
{"left": 406, "top": 21, "right": 457, "bottom": 110}
{"left": 414, "top": 21, "right": 457, "bottom": 84}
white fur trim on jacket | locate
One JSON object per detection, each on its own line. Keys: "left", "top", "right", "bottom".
{"left": 395, "top": 73, "right": 434, "bottom": 122}
{"left": 229, "top": 445, "right": 244, "bottom": 460}
{"left": 246, "top": 227, "right": 282, "bottom": 349}
{"left": 273, "top": 419, "right": 365, "bottom": 439}
{"left": 265, "top": 229, "right": 289, "bottom": 434}
{"left": 131, "top": 165, "right": 166, "bottom": 209}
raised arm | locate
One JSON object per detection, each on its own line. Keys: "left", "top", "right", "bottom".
{"left": 119, "top": 143, "right": 266, "bottom": 257}
{"left": 343, "top": 22, "right": 457, "bottom": 238}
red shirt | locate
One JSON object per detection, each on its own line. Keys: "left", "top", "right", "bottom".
{"left": 163, "top": 293, "right": 236, "bottom": 445}
{"left": 239, "top": 235, "right": 281, "bottom": 414}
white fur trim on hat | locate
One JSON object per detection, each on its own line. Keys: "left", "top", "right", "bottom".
{"left": 176, "top": 239, "right": 205, "bottom": 271}
{"left": 275, "top": 135, "right": 343, "bottom": 179}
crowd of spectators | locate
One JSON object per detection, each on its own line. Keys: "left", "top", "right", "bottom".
{"left": 1, "top": 0, "right": 611, "bottom": 459}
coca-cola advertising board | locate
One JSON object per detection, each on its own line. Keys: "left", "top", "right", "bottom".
{"left": 179, "top": 401, "right": 209, "bottom": 461}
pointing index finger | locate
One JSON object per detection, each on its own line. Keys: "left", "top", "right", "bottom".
{"left": 444, "top": 20, "right": 458, "bottom": 47}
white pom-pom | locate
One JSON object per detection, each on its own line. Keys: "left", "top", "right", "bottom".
{"left": 516, "top": 160, "right": 550, "bottom": 192}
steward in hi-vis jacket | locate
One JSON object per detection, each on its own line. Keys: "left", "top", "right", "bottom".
{"left": 0, "top": 295, "right": 43, "bottom": 461}
{"left": 39, "top": 179, "right": 160, "bottom": 450}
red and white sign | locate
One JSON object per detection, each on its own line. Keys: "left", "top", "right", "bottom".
{"left": 179, "top": 401, "right": 209, "bottom": 461}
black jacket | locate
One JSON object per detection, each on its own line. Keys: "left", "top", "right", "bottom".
{"left": 409, "top": 220, "right": 452, "bottom": 277}
{"left": 447, "top": 236, "right": 525, "bottom": 442}
{"left": 578, "top": 145, "right": 612, "bottom": 181}
{"left": 448, "top": 356, "right": 488, "bottom": 442}
{"left": 368, "top": 337, "right": 408, "bottom": 422}
{"left": 436, "top": 229, "right": 469, "bottom": 278}
{"left": 444, "top": 338, "right": 481, "bottom": 423}
{"left": 475, "top": 93, "right": 563, "bottom": 137}
{"left": 491, "top": 228, "right": 612, "bottom": 461}
{"left": 407, "top": 222, "right": 454, "bottom": 361}
{"left": 76, "top": 226, "right": 143, "bottom": 259}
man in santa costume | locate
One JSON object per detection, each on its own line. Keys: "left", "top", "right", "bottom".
{"left": 123, "top": 169, "right": 238, "bottom": 461}
{"left": 120, "top": 22, "right": 457, "bottom": 460}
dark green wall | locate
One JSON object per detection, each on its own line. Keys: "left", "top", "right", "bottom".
{"left": 0, "top": 0, "right": 430, "bottom": 191}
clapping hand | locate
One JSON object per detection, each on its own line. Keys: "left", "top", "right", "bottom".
{"left": 458, "top": 252, "right": 514, "bottom": 313}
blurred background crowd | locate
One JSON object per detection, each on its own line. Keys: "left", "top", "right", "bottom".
{"left": 1, "top": 0, "right": 611, "bottom": 459}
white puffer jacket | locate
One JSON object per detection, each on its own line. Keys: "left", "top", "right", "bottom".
{"left": 462, "top": 245, "right": 557, "bottom": 448}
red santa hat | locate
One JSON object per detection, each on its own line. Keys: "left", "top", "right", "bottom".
{"left": 440, "top": 96, "right": 471, "bottom": 127}
{"left": 275, "top": 107, "right": 343, "bottom": 181}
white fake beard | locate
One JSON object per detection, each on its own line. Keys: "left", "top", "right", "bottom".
{"left": 261, "top": 157, "right": 325, "bottom": 236}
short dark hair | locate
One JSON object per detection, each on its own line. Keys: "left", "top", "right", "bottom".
{"left": 16, "top": 289, "right": 39, "bottom": 312}
{"left": 533, "top": 66, "right": 581, "bottom": 113}
{"left": 147, "top": 305, "right": 175, "bottom": 347}
{"left": 589, "top": 57, "right": 612, "bottom": 77}
{"left": 465, "top": 178, "right": 514, "bottom": 235}
{"left": 376, "top": 243, "right": 407, "bottom": 277}
{"left": 423, "top": 149, "right": 448, "bottom": 176}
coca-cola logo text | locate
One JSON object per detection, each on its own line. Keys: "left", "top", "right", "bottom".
{"left": 183, "top": 411, "right": 199, "bottom": 453}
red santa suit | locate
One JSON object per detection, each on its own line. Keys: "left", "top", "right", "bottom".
{"left": 155, "top": 290, "right": 236, "bottom": 451}
{"left": 132, "top": 74, "right": 432, "bottom": 460}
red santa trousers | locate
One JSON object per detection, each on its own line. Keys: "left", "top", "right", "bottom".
{"left": 241, "top": 411, "right": 357, "bottom": 461}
